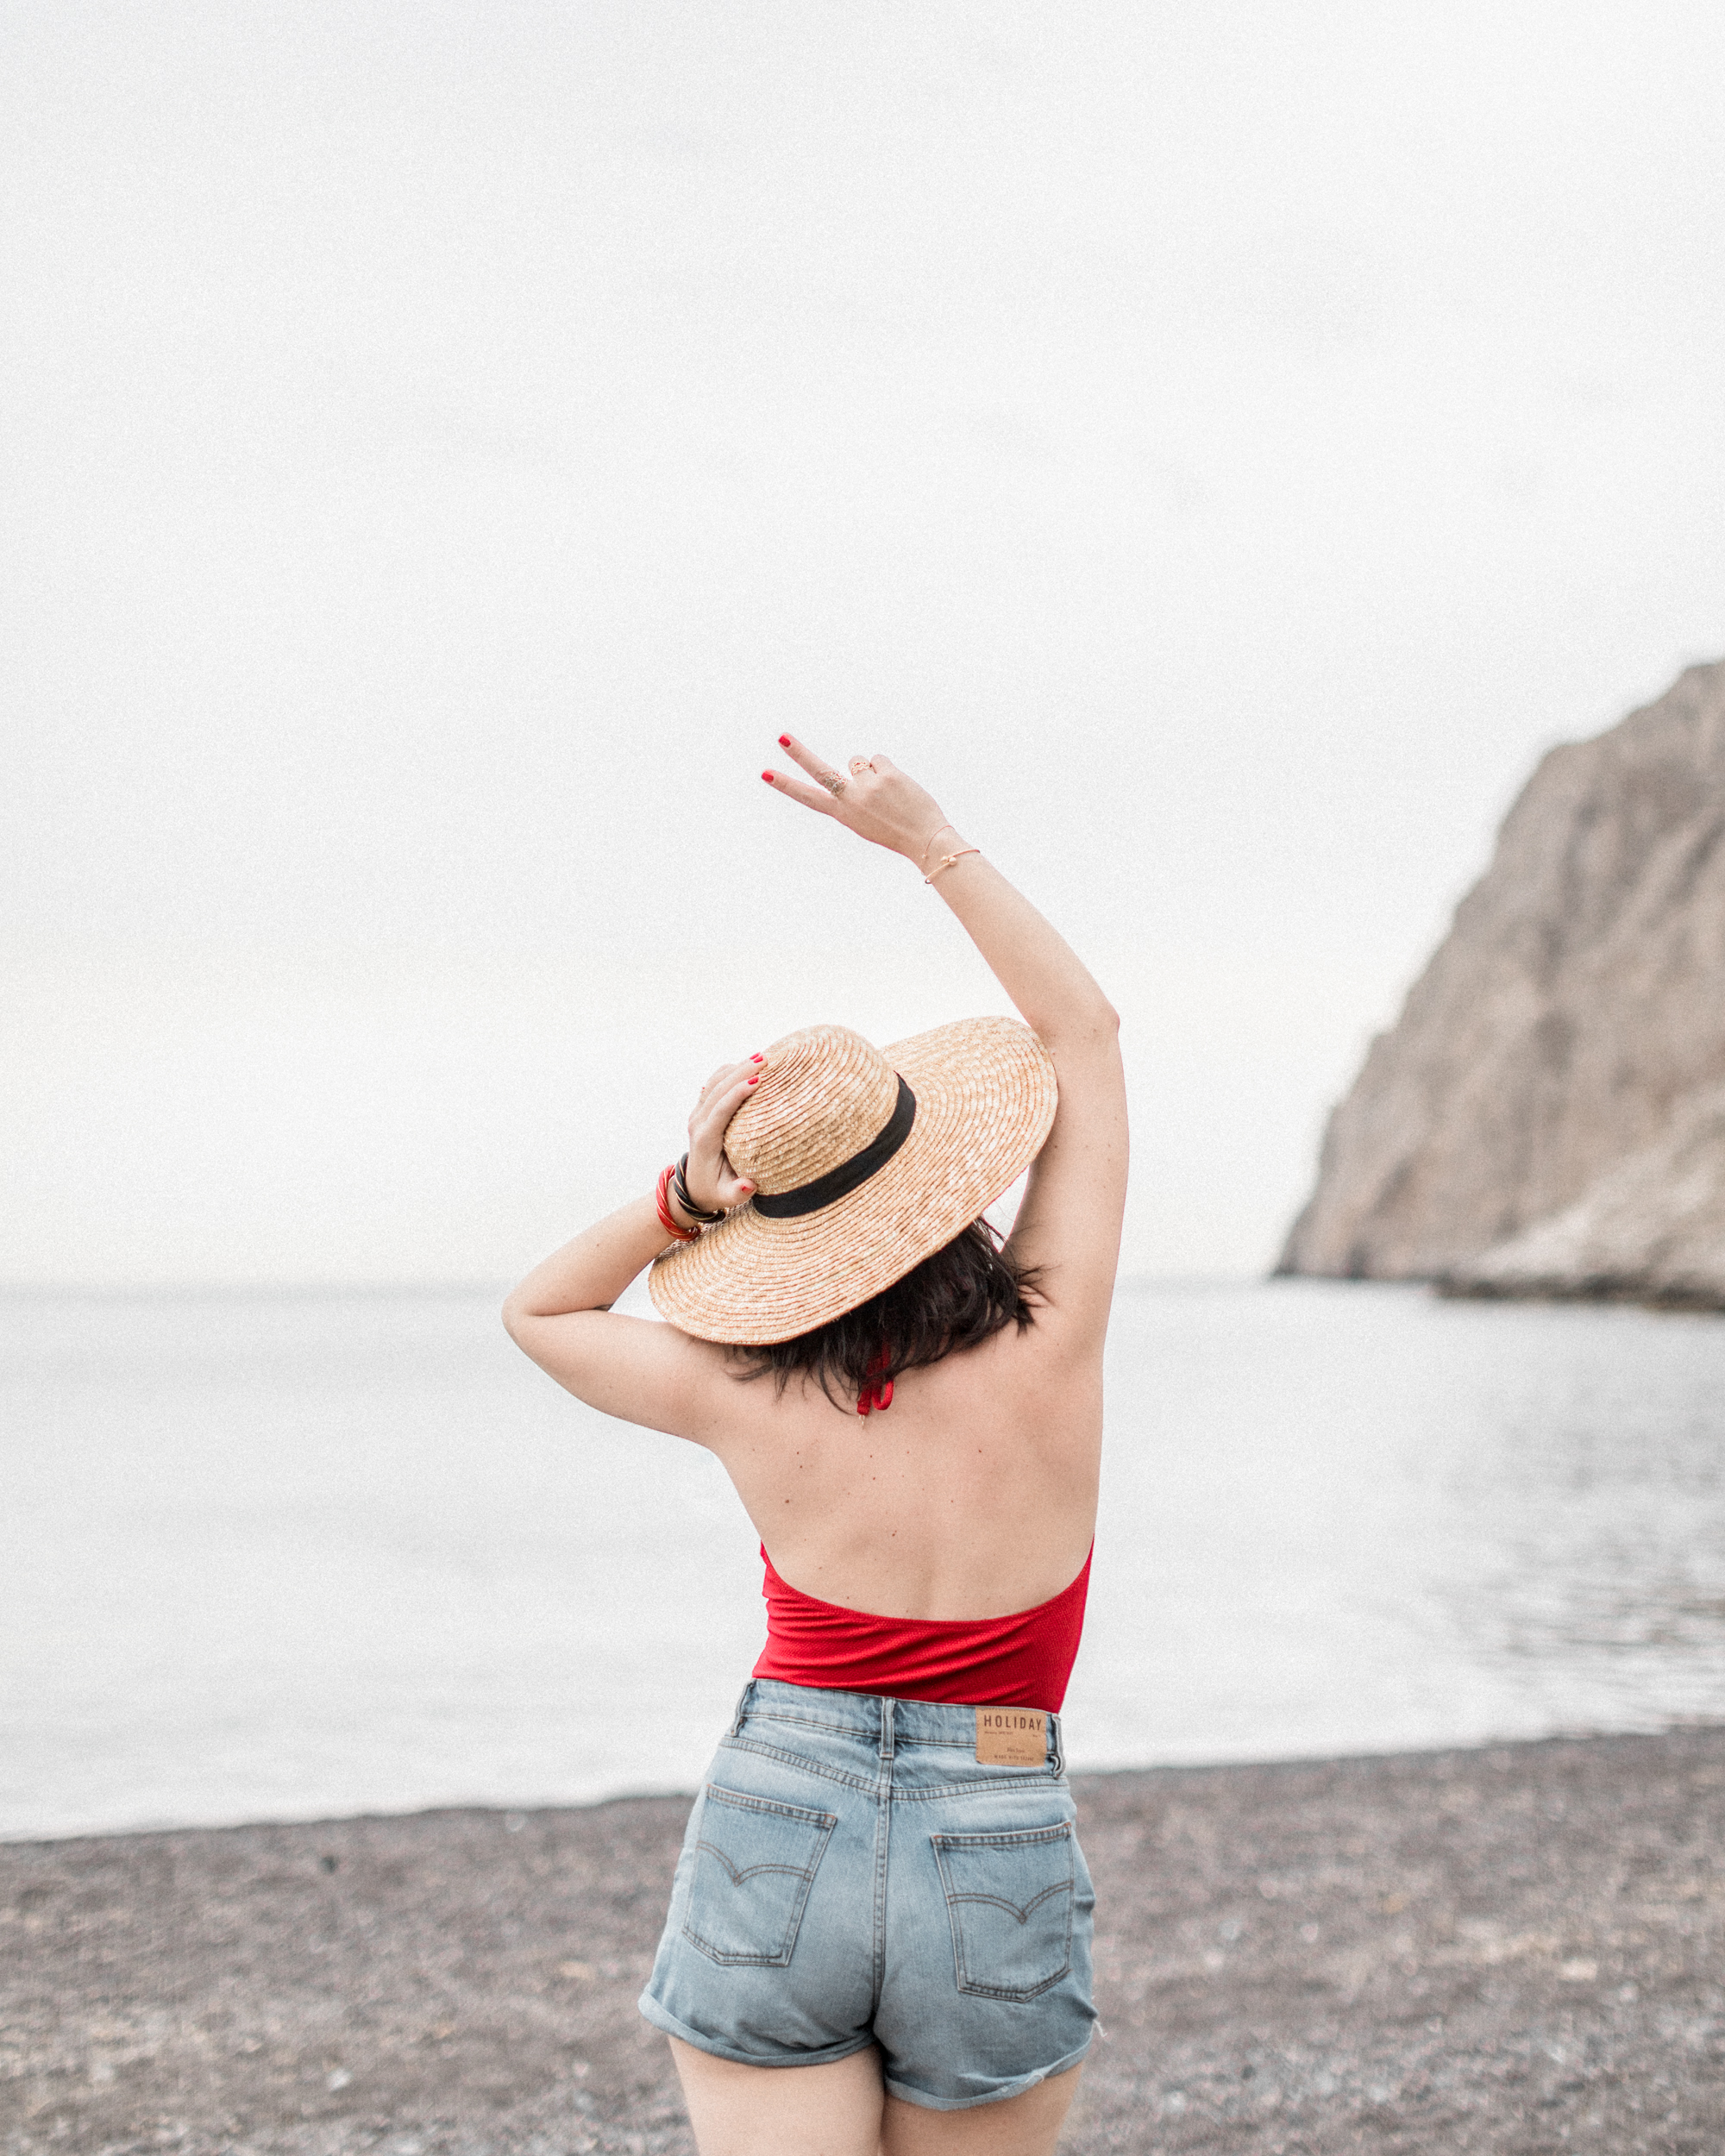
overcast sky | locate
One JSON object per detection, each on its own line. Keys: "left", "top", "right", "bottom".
{"left": 5, "top": 1, "right": 1724, "bottom": 1287}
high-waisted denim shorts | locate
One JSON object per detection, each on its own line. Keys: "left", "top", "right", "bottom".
{"left": 637, "top": 1678, "right": 1095, "bottom": 2110}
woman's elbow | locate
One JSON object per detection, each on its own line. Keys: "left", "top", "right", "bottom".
{"left": 501, "top": 1288, "right": 541, "bottom": 1345}
{"left": 1044, "top": 996, "right": 1120, "bottom": 1054}
{"left": 501, "top": 1294, "right": 608, "bottom": 1346}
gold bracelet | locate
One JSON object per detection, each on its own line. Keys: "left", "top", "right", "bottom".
{"left": 918, "top": 820, "right": 959, "bottom": 874}
{"left": 925, "top": 847, "right": 982, "bottom": 886}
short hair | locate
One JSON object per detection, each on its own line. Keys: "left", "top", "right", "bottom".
{"left": 733, "top": 1219, "right": 1039, "bottom": 1408}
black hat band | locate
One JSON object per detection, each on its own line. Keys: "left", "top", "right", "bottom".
{"left": 751, "top": 1076, "right": 917, "bottom": 1219}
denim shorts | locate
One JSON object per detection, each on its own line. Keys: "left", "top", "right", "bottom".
{"left": 637, "top": 1677, "right": 1095, "bottom": 2110}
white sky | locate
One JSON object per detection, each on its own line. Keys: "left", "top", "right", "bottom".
{"left": 4, "top": 0, "right": 1724, "bottom": 1287}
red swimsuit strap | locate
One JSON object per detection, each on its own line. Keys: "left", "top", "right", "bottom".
{"left": 856, "top": 1344, "right": 894, "bottom": 1416}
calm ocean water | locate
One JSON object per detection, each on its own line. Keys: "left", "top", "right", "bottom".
{"left": 3, "top": 1279, "right": 1723, "bottom": 1841}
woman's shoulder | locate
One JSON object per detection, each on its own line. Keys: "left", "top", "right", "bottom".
{"left": 920, "top": 1312, "right": 1103, "bottom": 1426}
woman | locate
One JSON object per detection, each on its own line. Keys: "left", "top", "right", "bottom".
{"left": 504, "top": 738, "right": 1126, "bottom": 2156}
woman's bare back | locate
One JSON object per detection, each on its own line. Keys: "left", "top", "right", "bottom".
{"left": 709, "top": 1314, "right": 1102, "bottom": 1620}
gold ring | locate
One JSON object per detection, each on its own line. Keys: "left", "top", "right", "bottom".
{"left": 849, "top": 756, "right": 871, "bottom": 775}
{"left": 820, "top": 773, "right": 848, "bottom": 797}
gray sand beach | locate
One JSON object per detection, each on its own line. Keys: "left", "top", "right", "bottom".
{"left": 5, "top": 1728, "right": 1722, "bottom": 2155}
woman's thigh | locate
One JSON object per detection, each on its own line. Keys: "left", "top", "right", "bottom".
{"left": 883, "top": 2063, "right": 1083, "bottom": 2155}
{"left": 669, "top": 2035, "right": 884, "bottom": 2156}
{"left": 668, "top": 2039, "right": 1082, "bottom": 2156}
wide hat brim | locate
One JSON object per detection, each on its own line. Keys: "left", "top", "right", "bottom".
{"left": 648, "top": 1015, "right": 1057, "bottom": 1344}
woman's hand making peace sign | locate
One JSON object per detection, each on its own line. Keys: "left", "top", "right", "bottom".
{"left": 675, "top": 743, "right": 964, "bottom": 1223}
{"left": 762, "top": 736, "right": 966, "bottom": 875}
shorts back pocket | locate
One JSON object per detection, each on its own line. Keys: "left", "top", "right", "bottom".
{"left": 682, "top": 1784, "right": 837, "bottom": 1967}
{"left": 931, "top": 1821, "right": 1075, "bottom": 2002}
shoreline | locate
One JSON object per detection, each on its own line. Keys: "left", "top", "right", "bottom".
{"left": 4, "top": 1714, "right": 1716, "bottom": 1853}
{"left": 5, "top": 1728, "right": 1722, "bottom": 2153}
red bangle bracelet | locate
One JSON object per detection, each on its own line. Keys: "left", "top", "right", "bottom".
{"left": 656, "top": 1163, "right": 699, "bottom": 1243}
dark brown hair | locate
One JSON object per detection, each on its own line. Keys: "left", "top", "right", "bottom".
{"left": 735, "top": 1219, "right": 1039, "bottom": 1407}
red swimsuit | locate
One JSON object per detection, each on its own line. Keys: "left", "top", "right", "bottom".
{"left": 752, "top": 1544, "right": 1093, "bottom": 1713}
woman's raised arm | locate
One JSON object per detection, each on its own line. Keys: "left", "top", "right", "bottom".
{"left": 765, "top": 739, "right": 1128, "bottom": 1345}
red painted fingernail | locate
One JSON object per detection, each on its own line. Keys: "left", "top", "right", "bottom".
{"left": 748, "top": 1075, "right": 759, "bottom": 1084}
{"left": 778, "top": 734, "right": 791, "bottom": 748}
{"left": 751, "top": 1054, "right": 764, "bottom": 1062}
{"left": 761, "top": 770, "right": 774, "bottom": 782}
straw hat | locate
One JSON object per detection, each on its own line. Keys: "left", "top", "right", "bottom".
{"left": 649, "top": 1016, "right": 1058, "bottom": 1344}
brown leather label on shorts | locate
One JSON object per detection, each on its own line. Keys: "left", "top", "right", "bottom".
{"left": 975, "top": 1707, "right": 1048, "bottom": 1767}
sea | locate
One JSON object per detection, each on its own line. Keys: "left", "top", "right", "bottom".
{"left": 3, "top": 1278, "right": 1723, "bottom": 1843}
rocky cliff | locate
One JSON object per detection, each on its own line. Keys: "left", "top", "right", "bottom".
{"left": 1278, "top": 660, "right": 1725, "bottom": 1305}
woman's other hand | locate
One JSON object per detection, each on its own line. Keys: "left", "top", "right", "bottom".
{"left": 679, "top": 1057, "right": 763, "bottom": 1219}
{"left": 762, "top": 736, "right": 959, "bottom": 870}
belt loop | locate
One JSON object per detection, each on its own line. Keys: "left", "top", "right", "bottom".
{"left": 729, "top": 1678, "right": 756, "bottom": 1739}
{"left": 1047, "top": 1709, "right": 1064, "bottom": 1777}
{"left": 879, "top": 1695, "right": 897, "bottom": 1760}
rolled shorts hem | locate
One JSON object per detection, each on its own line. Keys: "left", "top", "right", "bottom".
{"left": 636, "top": 1988, "right": 879, "bottom": 2074}
{"left": 883, "top": 2033, "right": 1095, "bottom": 2111}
